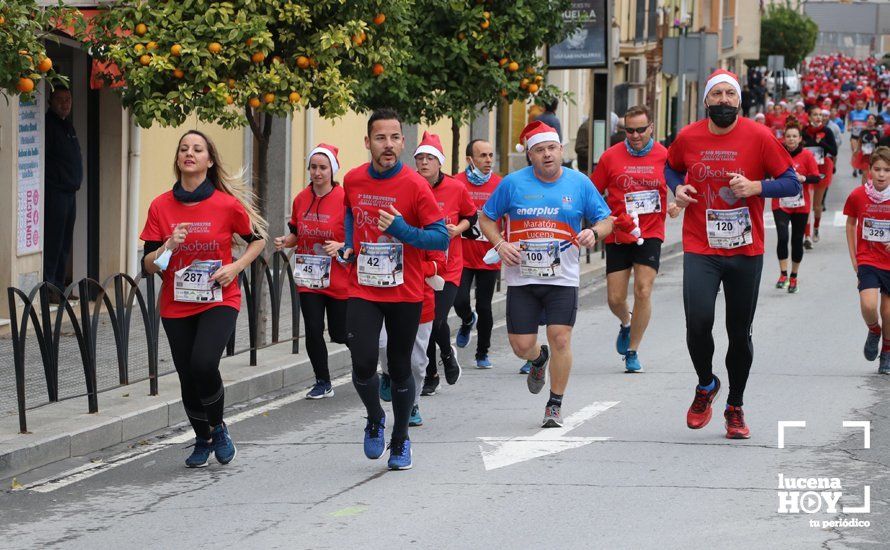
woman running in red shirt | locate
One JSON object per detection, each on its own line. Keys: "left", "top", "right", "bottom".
{"left": 802, "top": 108, "right": 838, "bottom": 248}
{"left": 854, "top": 114, "right": 882, "bottom": 185}
{"left": 141, "top": 130, "right": 267, "bottom": 467}
{"left": 274, "top": 144, "right": 349, "bottom": 400}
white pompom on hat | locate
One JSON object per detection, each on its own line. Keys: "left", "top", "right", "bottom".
{"left": 514, "top": 120, "right": 560, "bottom": 152}
{"left": 308, "top": 143, "right": 340, "bottom": 175}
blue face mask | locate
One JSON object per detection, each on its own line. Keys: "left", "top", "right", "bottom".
{"left": 466, "top": 162, "right": 492, "bottom": 185}
{"left": 625, "top": 137, "right": 654, "bottom": 157}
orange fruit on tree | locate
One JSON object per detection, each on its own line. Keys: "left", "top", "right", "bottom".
{"left": 499, "top": 89, "right": 508, "bottom": 97}
{"left": 296, "top": 55, "right": 310, "bottom": 69}
{"left": 352, "top": 34, "right": 364, "bottom": 46}
{"left": 535, "top": 75, "right": 543, "bottom": 83}
{"left": 246, "top": 38, "right": 253, "bottom": 46}
{"left": 135, "top": 23, "right": 147, "bottom": 36}
{"left": 0, "top": 15, "right": 6, "bottom": 25}
{"left": 170, "top": 44, "right": 182, "bottom": 56}
{"left": 458, "top": 32, "right": 466, "bottom": 41}
{"left": 248, "top": 97, "right": 261, "bottom": 108}
{"left": 498, "top": 57, "right": 508, "bottom": 67}
{"left": 483, "top": 11, "right": 491, "bottom": 18}
{"left": 272, "top": 55, "right": 283, "bottom": 64}
{"left": 173, "top": 69, "right": 185, "bottom": 79}
{"left": 139, "top": 55, "right": 151, "bottom": 66}
{"left": 225, "top": 95, "right": 234, "bottom": 105}
{"left": 507, "top": 61, "right": 519, "bottom": 72}
{"left": 208, "top": 42, "right": 222, "bottom": 54}
{"left": 520, "top": 78, "right": 529, "bottom": 90}
{"left": 16, "top": 77, "right": 35, "bottom": 94}
{"left": 251, "top": 51, "right": 265, "bottom": 63}
{"left": 263, "top": 92, "right": 276, "bottom": 104}
{"left": 372, "top": 63, "right": 384, "bottom": 76}
{"left": 480, "top": 20, "right": 490, "bottom": 29}
{"left": 527, "top": 83, "right": 539, "bottom": 94}
{"left": 146, "top": 41, "right": 158, "bottom": 51}
{"left": 135, "top": 43, "right": 145, "bottom": 54}
{"left": 227, "top": 78, "right": 236, "bottom": 89}
{"left": 288, "top": 91, "right": 301, "bottom": 103}
{"left": 373, "top": 13, "right": 386, "bottom": 25}
{"left": 525, "top": 66, "right": 535, "bottom": 74}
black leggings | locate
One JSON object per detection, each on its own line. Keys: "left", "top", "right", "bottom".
{"left": 683, "top": 253, "right": 763, "bottom": 407}
{"left": 299, "top": 292, "right": 347, "bottom": 382}
{"left": 347, "top": 298, "right": 421, "bottom": 440}
{"left": 162, "top": 306, "right": 238, "bottom": 439}
{"left": 453, "top": 268, "right": 499, "bottom": 359}
{"left": 773, "top": 210, "right": 808, "bottom": 264}
{"left": 426, "top": 282, "right": 459, "bottom": 376}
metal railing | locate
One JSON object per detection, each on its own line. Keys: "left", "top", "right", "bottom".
{"left": 6, "top": 251, "right": 301, "bottom": 434}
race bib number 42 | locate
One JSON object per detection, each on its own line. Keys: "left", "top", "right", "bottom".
{"left": 625, "top": 190, "right": 662, "bottom": 216}
{"left": 357, "top": 242, "right": 404, "bottom": 287}
{"left": 293, "top": 254, "right": 332, "bottom": 289}
{"left": 519, "top": 239, "right": 562, "bottom": 278}
{"left": 706, "top": 207, "right": 753, "bottom": 249}
{"left": 862, "top": 218, "right": 890, "bottom": 243}
{"left": 174, "top": 260, "right": 223, "bottom": 303}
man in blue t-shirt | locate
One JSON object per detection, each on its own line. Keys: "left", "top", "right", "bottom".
{"left": 480, "top": 121, "right": 612, "bottom": 428}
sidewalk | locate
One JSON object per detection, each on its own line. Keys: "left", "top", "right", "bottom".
{"left": 0, "top": 221, "right": 684, "bottom": 480}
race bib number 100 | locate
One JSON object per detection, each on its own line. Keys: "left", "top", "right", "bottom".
{"left": 293, "top": 254, "right": 332, "bottom": 289}
{"left": 357, "top": 242, "right": 404, "bottom": 287}
{"left": 862, "top": 218, "right": 890, "bottom": 243}
{"left": 174, "top": 260, "right": 223, "bottom": 303}
{"left": 706, "top": 207, "right": 753, "bottom": 249}
{"left": 519, "top": 239, "right": 562, "bottom": 278}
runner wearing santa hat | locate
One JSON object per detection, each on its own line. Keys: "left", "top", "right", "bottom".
{"left": 480, "top": 121, "right": 612, "bottom": 428}
{"left": 412, "top": 131, "right": 478, "bottom": 396}
{"left": 274, "top": 143, "right": 349, "bottom": 400}
{"left": 590, "top": 105, "right": 668, "bottom": 373}
{"left": 665, "top": 69, "right": 799, "bottom": 439}
{"left": 802, "top": 108, "right": 838, "bottom": 249}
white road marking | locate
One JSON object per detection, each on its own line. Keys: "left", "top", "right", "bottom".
{"left": 478, "top": 401, "right": 619, "bottom": 471}
{"left": 18, "top": 374, "right": 355, "bottom": 493}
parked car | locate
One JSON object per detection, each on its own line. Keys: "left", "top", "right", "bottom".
{"left": 767, "top": 68, "right": 801, "bottom": 96}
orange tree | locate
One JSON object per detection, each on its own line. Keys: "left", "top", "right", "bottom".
{"left": 86, "top": 0, "right": 411, "bottom": 221}
{"left": 0, "top": 0, "right": 82, "bottom": 99}
{"left": 356, "top": 0, "right": 573, "bottom": 170}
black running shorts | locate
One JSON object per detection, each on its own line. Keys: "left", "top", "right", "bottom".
{"left": 506, "top": 284, "right": 578, "bottom": 334}
{"left": 858, "top": 264, "right": 890, "bottom": 295}
{"left": 605, "top": 238, "right": 663, "bottom": 274}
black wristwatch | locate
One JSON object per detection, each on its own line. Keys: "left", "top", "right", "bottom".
{"left": 592, "top": 228, "right": 600, "bottom": 242}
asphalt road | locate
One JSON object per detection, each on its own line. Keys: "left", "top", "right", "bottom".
{"left": 1, "top": 143, "right": 887, "bottom": 549}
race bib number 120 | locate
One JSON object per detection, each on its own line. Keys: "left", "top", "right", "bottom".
{"left": 706, "top": 207, "right": 753, "bottom": 249}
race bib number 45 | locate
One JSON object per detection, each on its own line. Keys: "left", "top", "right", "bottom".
{"left": 519, "top": 239, "right": 562, "bottom": 278}
{"left": 862, "top": 218, "right": 890, "bottom": 243}
{"left": 293, "top": 254, "right": 331, "bottom": 289}
{"left": 357, "top": 242, "right": 404, "bottom": 287}
{"left": 706, "top": 207, "right": 753, "bottom": 249}
{"left": 174, "top": 260, "right": 223, "bottom": 303}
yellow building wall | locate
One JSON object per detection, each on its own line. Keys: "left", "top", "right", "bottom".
{"left": 311, "top": 111, "right": 371, "bottom": 184}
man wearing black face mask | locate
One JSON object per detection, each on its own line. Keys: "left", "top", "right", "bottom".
{"left": 663, "top": 70, "right": 800, "bottom": 441}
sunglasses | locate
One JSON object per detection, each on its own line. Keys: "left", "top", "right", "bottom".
{"left": 625, "top": 125, "right": 651, "bottom": 135}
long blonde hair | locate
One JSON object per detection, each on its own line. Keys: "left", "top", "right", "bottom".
{"left": 173, "top": 130, "right": 269, "bottom": 241}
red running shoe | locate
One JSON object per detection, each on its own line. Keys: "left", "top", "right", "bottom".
{"left": 686, "top": 376, "right": 721, "bottom": 429}
{"left": 724, "top": 405, "right": 751, "bottom": 439}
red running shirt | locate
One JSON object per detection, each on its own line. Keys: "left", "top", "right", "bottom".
{"left": 432, "top": 174, "right": 477, "bottom": 285}
{"left": 844, "top": 186, "right": 890, "bottom": 271}
{"left": 420, "top": 249, "right": 447, "bottom": 324}
{"left": 287, "top": 185, "right": 351, "bottom": 300}
{"left": 667, "top": 117, "right": 793, "bottom": 256}
{"left": 454, "top": 171, "right": 504, "bottom": 271}
{"left": 140, "top": 189, "right": 252, "bottom": 319}
{"left": 771, "top": 147, "right": 819, "bottom": 215}
{"left": 591, "top": 141, "right": 669, "bottom": 243}
{"left": 343, "top": 163, "right": 444, "bottom": 303}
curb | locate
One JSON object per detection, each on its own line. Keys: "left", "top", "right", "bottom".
{"left": 0, "top": 239, "right": 684, "bottom": 480}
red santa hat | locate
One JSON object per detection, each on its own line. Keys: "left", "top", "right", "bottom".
{"left": 308, "top": 143, "right": 340, "bottom": 175}
{"left": 414, "top": 131, "right": 446, "bottom": 165}
{"left": 515, "top": 120, "right": 560, "bottom": 152}
{"left": 702, "top": 69, "right": 741, "bottom": 105}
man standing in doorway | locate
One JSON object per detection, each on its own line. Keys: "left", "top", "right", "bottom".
{"left": 44, "top": 86, "right": 82, "bottom": 301}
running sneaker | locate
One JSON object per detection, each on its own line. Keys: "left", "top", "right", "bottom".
{"left": 210, "top": 423, "right": 237, "bottom": 465}
{"left": 185, "top": 438, "right": 212, "bottom": 468}
{"left": 813, "top": 228, "right": 820, "bottom": 243}
{"left": 616, "top": 324, "right": 631, "bottom": 355}
{"left": 526, "top": 345, "right": 550, "bottom": 394}
{"left": 307, "top": 379, "right": 334, "bottom": 400}
{"left": 379, "top": 373, "right": 392, "bottom": 402}
{"left": 879, "top": 352, "right": 890, "bottom": 375}
{"left": 387, "top": 437, "right": 412, "bottom": 470}
{"left": 542, "top": 404, "right": 563, "bottom": 428}
{"left": 421, "top": 374, "right": 439, "bottom": 396}
{"left": 519, "top": 361, "right": 531, "bottom": 375}
{"left": 803, "top": 239, "right": 813, "bottom": 250}
{"left": 442, "top": 345, "right": 462, "bottom": 385}
{"left": 409, "top": 404, "right": 423, "bottom": 426}
{"left": 363, "top": 415, "right": 386, "bottom": 459}
{"left": 864, "top": 330, "right": 881, "bottom": 361}
{"left": 624, "top": 350, "right": 642, "bottom": 373}
{"left": 775, "top": 275, "right": 788, "bottom": 289}
{"left": 787, "top": 278, "right": 799, "bottom": 294}
{"left": 475, "top": 355, "right": 493, "bottom": 369}
{"left": 724, "top": 405, "right": 751, "bottom": 439}
{"left": 456, "top": 311, "right": 477, "bottom": 349}
{"left": 686, "top": 376, "right": 721, "bottom": 429}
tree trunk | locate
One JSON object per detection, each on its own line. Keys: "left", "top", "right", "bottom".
{"left": 248, "top": 108, "right": 273, "bottom": 347}
{"left": 451, "top": 119, "right": 461, "bottom": 176}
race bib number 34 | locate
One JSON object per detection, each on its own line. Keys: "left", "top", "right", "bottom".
{"left": 625, "top": 190, "right": 662, "bottom": 216}
{"left": 706, "top": 207, "right": 753, "bottom": 249}
{"left": 519, "top": 239, "right": 562, "bottom": 278}
{"left": 174, "top": 260, "right": 223, "bottom": 303}
{"left": 862, "top": 218, "right": 890, "bottom": 243}
{"left": 293, "top": 254, "right": 332, "bottom": 289}
{"left": 357, "top": 242, "right": 404, "bottom": 287}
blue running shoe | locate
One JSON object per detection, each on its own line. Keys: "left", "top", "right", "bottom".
{"left": 616, "top": 324, "right": 631, "bottom": 356}
{"left": 865, "top": 331, "right": 881, "bottom": 361}
{"left": 456, "top": 311, "right": 477, "bottom": 348}
{"left": 185, "top": 437, "right": 212, "bottom": 468}
{"left": 306, "top": 379, "right": 334, "bottom": 399}
{"left": 210, "top": 424, "right": 237, "bottom": 465}
{"left": 624, "top": 350, "right": 642, "bottom": 373}
{"left": 387, "top": 437, "right": 413, "bottom": 470}
{"left": 880, "top": 352, "right": 890, "bottom": 375}
{"left": 379, "top": 373, "right": 392, "bottom": 402}
{"left": 476, "top": 355, "right": 492, "bottom": 369}
{"left": 409, "top": 404, "right": 423, "bottom": 427}
{"left": 363, "top": 415, "right": 386, "bottom": 459}
{"left": 519, "top": 361, "right": 531, "bottom": 375}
